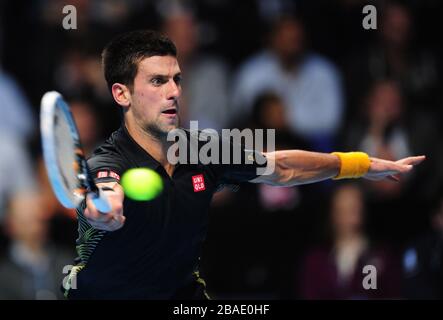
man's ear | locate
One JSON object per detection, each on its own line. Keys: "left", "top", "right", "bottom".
{"left": 111, "top": 83, "right": 131, "bottom": 108}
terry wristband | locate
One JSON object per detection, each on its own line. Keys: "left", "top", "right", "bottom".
{"left": 331, "top": 152, "right": 371, "bottom": 179}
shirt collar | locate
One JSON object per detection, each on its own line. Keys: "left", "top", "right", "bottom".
{"left": 117, "top": 124, "right": 162, "bottom": 170}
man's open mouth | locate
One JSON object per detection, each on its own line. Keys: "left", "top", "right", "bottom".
{"left": 162, "top": 108, "right": 177, "bottom": 115}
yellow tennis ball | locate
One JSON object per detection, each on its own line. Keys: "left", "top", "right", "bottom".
{"left": 121, "top": 168, "right": 163, "bottom": 201}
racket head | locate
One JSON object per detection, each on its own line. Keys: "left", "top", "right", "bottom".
{"left": 40, "top": 91, "right": 95, "bottom": 209}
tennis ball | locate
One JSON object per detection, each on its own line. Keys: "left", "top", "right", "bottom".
{"left": 121, "top": 168, "right": 163, "bottom": 201}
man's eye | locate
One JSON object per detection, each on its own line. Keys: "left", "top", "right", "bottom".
{"left": 151, "top": 78, "right": 164, "bottom": 86}
{"left": 174, "top": 76, "right": 182, "bottom": 85}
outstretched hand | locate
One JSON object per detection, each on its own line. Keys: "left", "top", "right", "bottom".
{"left": 364, "top": 155, "right": 426, "bottom": 181}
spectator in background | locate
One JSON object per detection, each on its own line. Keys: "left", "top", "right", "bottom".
{"left": 204, "top": 93, "right": 311, "bottom": 298}
{"left": 210, "top": 92, "right": 307, "bottom": 212}
{"left": 345, "top": 80, "right": 412, "bottom": 198}
{"left": 343, "top": 78, "right": 439, "bottom": 244}
{"left": 244, "top": 92, "right": 308, "bottom": 212}
{"left": 0, "top": 192, "right": 74, "bottom": 299}
{"left": 352, "top": 80, "right": 411, "bottom": 159}
{"left": 52, "top": 47, "right": 122, "bottom": 135}
{"left": 0, "top": 26, "right": 38, "bottom": 247}
{"left": 0, "top": 133, "right": 37, "bottom": 224}
{"left": 299, "top": 183, "right": 401, "bottom": 299}
{"left": 161, "top": 5, "right": 230, "bottom": 131}
{"left": 231, "top": 15, "right": 344, "bottom": 151}
{"left": 403, "top": 188, "right": 443, "bottom": 299}
{"left": 70, "top": 98, "right": 103, "bottom": 156}
{"left": 0, "top": 69, "right": 35, "bottom": 140}
{"left": 343, "top": 77, "right": 440, "bottom": 200}
{"left": 0, "top": 66, "right": 37, "bottom": 224}
{"left": 54, "top": 48, "right": 110, "bottom": 106}
{"left": 346, "top": 1, "right": 439, "bottom": 114}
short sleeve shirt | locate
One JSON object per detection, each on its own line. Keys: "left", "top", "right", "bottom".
{"left": 66, "top": 125, "right": 266, "bottom": 299}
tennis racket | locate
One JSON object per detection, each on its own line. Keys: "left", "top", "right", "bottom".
{"left": 40, "top": 91, "right": 111, "bottom": 213}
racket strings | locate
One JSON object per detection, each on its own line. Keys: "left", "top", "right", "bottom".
{"left": 54, "top": 107, "right": 84, "bottom": 203}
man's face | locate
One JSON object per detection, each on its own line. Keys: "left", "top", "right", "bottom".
{"left": 271, "top": 19, "right": 305, "bottom": 65}
{"left": 129, "top": 55, "right": 181, "bottom": 137}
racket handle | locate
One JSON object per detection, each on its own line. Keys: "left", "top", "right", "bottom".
{"left": 91, "top": 188, "right": 112, "bottom": 213}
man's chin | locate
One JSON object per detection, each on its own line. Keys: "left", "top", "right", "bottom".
{"left": 164, "top": 121, "right": 179, "bottom": 132}
{"left": 145, "top": 121, "right": 179, "bottom": 138}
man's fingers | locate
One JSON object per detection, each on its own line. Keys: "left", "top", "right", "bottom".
{"left": 366, "top": 155, "right": 425, "bottom": 181}
{"left": 381, "top": 155, "right": 424, "bottom": 178}
{"left": 113, "top": 214, "right": 126, "bottom": 227}
{"left": 84, "top": 202, "right": 112, "bottom": 222}
{"left": 87, "top": 213, "right": 125, "bottom": 231}
{"left": 397, "top": 155, "right": 426, "bottom": 166}
{"left": 101, "top": 215, "right": 125, "bottom": 231}
{"left": 97, "top": 182, "right": 124, "bottom": 201}
{"left": 85, "top": 197, "right": 125, "bottom": 231}
{"left": 107, "top": 183, "right": 125, "bottom": 202}
{"left": 84, "top": 182, "right": 126, "bottom": 231}
{"left": 382, "top": 162, "right": 411, "bottom": 175}
{"left": 394, "top": 155, "right": 426, "bottom": 173}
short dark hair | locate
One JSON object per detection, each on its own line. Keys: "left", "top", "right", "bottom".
{"left": 102, "top": 30, "right": 177, "bottom": 92}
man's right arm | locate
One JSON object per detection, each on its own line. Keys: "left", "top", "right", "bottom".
{"left": 84, "top": 181, "right": 126, "bottom": 231}
{"left": 251, "top": 150, "right": 425, "bottom": 186}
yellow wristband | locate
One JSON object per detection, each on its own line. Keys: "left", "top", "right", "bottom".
{"left": 331, "top": 152, "right": 371, "bottom": 180}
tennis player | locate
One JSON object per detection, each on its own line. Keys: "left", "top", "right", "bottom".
{"left": 64, "top": 30, "right": 425, "bottom": 299}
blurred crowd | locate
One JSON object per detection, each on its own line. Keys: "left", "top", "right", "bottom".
{"left": 0, "top": 0, "right": 442, "bottom": 299}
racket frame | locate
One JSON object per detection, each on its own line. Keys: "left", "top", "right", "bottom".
{"left": 40, "top": 91, "right": 110, "bottom": 212}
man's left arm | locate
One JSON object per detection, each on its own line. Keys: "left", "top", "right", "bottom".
{"left": 250, "top": 150, "right": 425, "bottom": 186}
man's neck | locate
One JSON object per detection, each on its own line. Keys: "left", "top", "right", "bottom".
{"left": 125, "top": 121, "right": 175, "bottom": 176}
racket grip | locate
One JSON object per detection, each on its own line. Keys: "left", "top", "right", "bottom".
{"left": 91, "top": 188, "right": 112, "bottom": 213}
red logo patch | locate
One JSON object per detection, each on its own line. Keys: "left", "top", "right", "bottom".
{"left": 192, "top": 174, "right": 206, "bottom": 192}
{"left": 97, "top": 171, "right": 108, "bottom": 178}
{"left": 97, "top": 170, "right": 120, "bottom": 181}
{"left": 109, "top": 171, "right": 120, "bottom": 180}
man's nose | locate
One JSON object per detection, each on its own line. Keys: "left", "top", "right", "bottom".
{"left": 167, "top": 79, "right": 181, "bottom": 100}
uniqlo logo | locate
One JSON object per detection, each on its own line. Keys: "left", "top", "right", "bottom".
{"left": 192, "top": 174, "right": 206, "bottom": 192}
